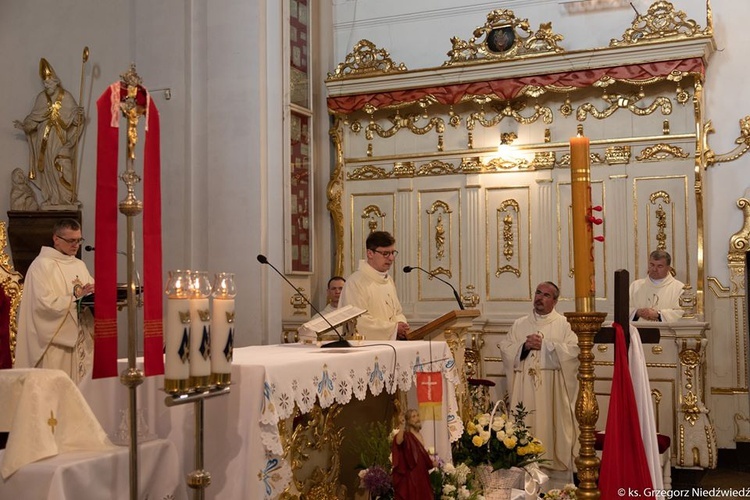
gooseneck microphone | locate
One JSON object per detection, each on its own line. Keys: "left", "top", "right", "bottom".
{"left": 403, "top": 265, "right": 465, "bottom": 310}
{"left": 257, "top": 254, "right": 352, "bottom": 348}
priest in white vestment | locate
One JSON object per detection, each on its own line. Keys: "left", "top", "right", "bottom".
{"left": 15, "top": 219, "right": 94, "bottom": 383}
{"left": 629, "top": 250, "right": 684, "bottom": 322}
{"left": 499, "top": 281, "right": 579, "bottom": 487}
{"left": 338, "top": 231, "right": 409, "bottom": 340}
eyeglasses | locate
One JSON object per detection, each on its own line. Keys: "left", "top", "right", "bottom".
{"left": 372, "top": 249, "right": 398, "bottom": 258}
{"left": 55, "top": 235, "right": 85, "bottom": 245}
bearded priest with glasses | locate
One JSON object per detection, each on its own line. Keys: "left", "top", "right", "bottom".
{"left": 339, "top": 231, "right": 410, "bottom": 340}
{"left": 16, "top": 218, "right": 95, "bottom": 383}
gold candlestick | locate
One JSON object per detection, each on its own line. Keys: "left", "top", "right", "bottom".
{"left": 565, "top": 311, "right": 606, "bottom": 500}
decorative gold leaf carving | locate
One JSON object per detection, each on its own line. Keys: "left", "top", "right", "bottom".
{"left": 496, "top": 199, "right": 521, "bottom": 277}
{"left": 327, "top": 39, "right": 407, "bottom": 80}
{"left": 530, "top": 152, "right": 556, "bottom": 170}
{"left": 445, "top": 10, "right": 564, "bottom": 66}
{"left": 365, "top": 112, "right": 445, "bottom": 140}
{"left": 0, "top": 221, "right": 22, "bottom": 366}
{"left": 610, "top": 1, "right": 709, "bottom": 47}
{"left": 728, "top": 198, "right": 750, "bottom": 263}
{"left": 577, "top": 93, "right": 672, "bottom": 121}
{"left": 605, "top": 146, "right": 631, "bottom": 165}
{"left": 347, "top": 165, "right": 391, "bottom": 180}
{"left": 467, "top": 102, "right": 553, "bottom": 129}
{"left": 416, "top": 160, "right": 460, "bottom": 177}
{"left": 637, "top": 143, "right": 689, "bottom": 161}
{"left": 392, "top": 162, "right": 415, "bottom": 178}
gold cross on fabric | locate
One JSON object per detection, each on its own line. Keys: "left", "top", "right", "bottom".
{"left": 47, "top": 410, "right": 58, "bottom": 434}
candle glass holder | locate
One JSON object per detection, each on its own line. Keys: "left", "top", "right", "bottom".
{"left": 189, "top": 271, "right": 213, "bottom": 390}
{"left": 164, "top": 270, "right": 192, "bottom": 394}
{"left": 165, "top": 269, "right": 192, "bottom": 298}
{"left": 211, "top": 273, "right": 236, "bottom": 386}
{"left": 212, "top": 272, "right": 237, "bottom": 299}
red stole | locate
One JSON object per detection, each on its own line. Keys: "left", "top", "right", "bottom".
{"left": 93, "top": 83, "right": 164, "bottom": 378}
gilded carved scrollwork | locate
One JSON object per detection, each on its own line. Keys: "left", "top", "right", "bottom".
{"left": 728, "top": 198, "right": 750, "bottom": 264}
{"left": 279, "top": 404, "right": 346, "bottom": 499}
{"left": 365, "top": 112, "right": 445, "bottom": 140}
{"left": 327, "top": 122, "right": 346, "bottom": 276}
{"left": 444, "top": 10, "right": 564, "bottom": 66}
{"left": 327, "top": 39, "right": 407, "bottom": 80}
{"left": 637, "top": 143, "right": 689, "bottom": 161}
{"left": 605, "top": 145, "right": 631, "bottom": 165}
{"left": 650, "top": 191, "right": 671, "bottom": 251}
{"left": 576, "top": 93, "right": 672, "bottom": 121}
{"left": 466, "top": 102, "right": 553, "bottom": 129}
{"left": 609, "top": 1, "right": 710, "bottom": 47}
{"left": 461, "top": 285, "right": 480, "bottom": 308}
{"left": 495, "top": 200, "right": 521, "bottom": 277}
{"left": 703, "top": 116, "right": 750, "bottom": 167}
{"left": 361, "top": 205, "right": 386, "bottom": 234}
{"left": 0, "top": 221, "right": 23, "bottom": 366}
{"left": 427, "top": 201, "right": 452, "bottom": 265}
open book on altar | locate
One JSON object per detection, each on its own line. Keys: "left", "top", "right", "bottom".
{"left": 297, "top": 304, "right": 366, "bottom": 344}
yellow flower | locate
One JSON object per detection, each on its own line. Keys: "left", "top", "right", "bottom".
{"left": 466, "top": 421, "right": 477, "bottom": 435}
{"left": 503, "top": 436, "right": 517, "bottom": 449}
{"left": 472, "top": 435, "right": 484, "bottom": 447}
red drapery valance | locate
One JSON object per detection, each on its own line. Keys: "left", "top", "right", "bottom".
{"left": 327, "top": 58, "right": 704, "bottom": 114}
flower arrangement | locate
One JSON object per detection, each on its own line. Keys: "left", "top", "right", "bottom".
{"left": 358, "top": 465, "right": 393, "bottom": 499}
{"left": 352, "top": 421, "right": 394, "bottom": 499}
{"left": 542, "top": 483, "right": 577, "bottom": 499}
{"left": 452, "top": 401, "right": 545, "bottom": 471}
{"left": 430, "top": 462, "right": 485, "bottom": 500}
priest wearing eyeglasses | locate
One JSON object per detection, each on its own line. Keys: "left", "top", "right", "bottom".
{"left": 16, "top": 219, "right": 95, "bottom": 383}
{"left": 339, "top": 231, "right": 410, "bottom": 340}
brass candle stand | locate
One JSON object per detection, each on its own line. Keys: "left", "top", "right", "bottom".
{"left": 564, "top": 311, "right": 606, "bottom": 500}
{"left": 164, "top": 386, "right": 231, "bottom": 500}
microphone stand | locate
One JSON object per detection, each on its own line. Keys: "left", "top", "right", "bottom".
{"left": 257, "top": 255, "right": 352, "bottom": 348}
{"left": 403, "top": 265, "right": 465, "bottom": 310}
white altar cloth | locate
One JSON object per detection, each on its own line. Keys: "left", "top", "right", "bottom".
{"left": 80, "top": 340, "right": 462, "bottom": 499}
{"left": 0, "top": 368, "right": 114, "bottom": 479}
{"left": 0, "top": 438, "right": 184, "bottom": 500}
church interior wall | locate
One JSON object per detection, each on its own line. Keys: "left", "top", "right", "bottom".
{"left": 331, "top": 0, "right": 750, "bottom": 451}
{"left": 1, "top": 0, "right": 748, "bottom": 458}
{"left": 0, "top": 0, "right": 294, "bottom": 350}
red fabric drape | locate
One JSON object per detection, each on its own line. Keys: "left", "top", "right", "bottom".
{"left": 599, "top": 322, "right": 653, "bottom": 498}
{"left": 327, "top": 58, "right": 705, "bottom": 114}
{"left": 93, "top": 84, "right": 164, "bottom": 378}
{"left": 93, "top": 86, "right": 120, "bottom": 378}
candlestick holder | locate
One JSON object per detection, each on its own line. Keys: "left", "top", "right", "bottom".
{"left": 565, "top": 311, "right": 606, "bottom": 500}
{"left": 165, "top": 385, "right": 231, "bottom": 500}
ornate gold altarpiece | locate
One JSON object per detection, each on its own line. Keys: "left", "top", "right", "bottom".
{"left": 323, "top": 0, "right": 750, "bottom": 477}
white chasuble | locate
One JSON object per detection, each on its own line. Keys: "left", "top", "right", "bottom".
{"left": 338, "top": 260, "right": 406, "bottom": 340}
{"left": 499, "top": 310, "right": 580, "bottom": 473}
{"left": 16, "top": 246, "right": 94, "bottom": 383}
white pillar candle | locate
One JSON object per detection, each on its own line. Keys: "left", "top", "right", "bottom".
{"left": 164, "top": 297, "right": 190, "bottom": 393}
{"left": 189, "top": 297, "right": 211, "bottom": 388}
{"left": 210, "top": 297, "right": 234, "bottom": 386}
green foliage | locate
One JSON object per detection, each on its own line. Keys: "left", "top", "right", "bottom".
{"left": 350, "top": 420, "right": 393, "bottom": 470}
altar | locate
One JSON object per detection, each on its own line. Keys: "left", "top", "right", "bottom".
{"left": 81, "top": 340, "right": 462, "bottom": 499}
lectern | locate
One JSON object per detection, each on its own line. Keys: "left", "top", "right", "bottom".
{"left": 407, "top": 309, "right": 480, "bottom": 419}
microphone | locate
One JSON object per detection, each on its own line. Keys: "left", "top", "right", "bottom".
{"left": 84, "top": 245, "right": 95, "bottom": 252}
{"left": 257, "top": 254, "right": 352, "bottom": 348}
{"left": 403, "top": 265, "right": 465, "bottom": 310}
